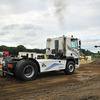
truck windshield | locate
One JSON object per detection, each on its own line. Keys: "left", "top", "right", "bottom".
{"left": 71, "top": 39, "right": 78, "bottom": 49}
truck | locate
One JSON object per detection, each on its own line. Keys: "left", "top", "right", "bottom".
{"left": 80, "top": 52, "right": 88, "bottom": 60}
{"left": 18, "top": 52, "right": 45, "bottom": 59}
{"left": 0, "top": 51, "right": 9, "bottom": 65}
{"left": 3, "top": 51, "right": 9, "bottom": 56}
{"left": 0, "top": 52, "right": 3, "bottom": 65}
{"left": 0, "top": 35, "right": 81, "bottom": 81}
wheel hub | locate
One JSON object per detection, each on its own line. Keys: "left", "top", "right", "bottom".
{"left": 69, "top": 64, "right": 74, "bottom": 72}
{"left": 23, "top": 65, "right": 35, "bottom": 78}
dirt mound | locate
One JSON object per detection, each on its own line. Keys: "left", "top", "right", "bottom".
{"left": 90, "top": 58, "right": 100, "bottom": 65}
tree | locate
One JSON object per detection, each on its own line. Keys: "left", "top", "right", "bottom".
{"left": 97, "top": 51, "right": 100, "bottom": 55}
{"left": 80, "top": 48, "right": 93, "bottom": 56}
{"left": 16, "top": 45, "right": 26, "bottom": 52}
{"left": 0, "top": 45, "right": 8, "bottom": 51}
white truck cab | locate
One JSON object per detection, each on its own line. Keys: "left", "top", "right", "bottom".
{"left": 46, "top": 35, "right": 81, "bottom": 57}
{"left": 36, "top": 35, "right": 81, "bottom": 73}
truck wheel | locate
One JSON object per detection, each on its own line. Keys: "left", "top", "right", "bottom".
{"left": 64, "top": 61, "right": 75, "bottom": 75}
{"left": 14, "top": 60, "right": 38, "bottom": 81}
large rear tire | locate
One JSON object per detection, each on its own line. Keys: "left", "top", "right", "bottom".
{"left": 64, "top": 61, "right": 75, "bottom": 75}
{"left": 14, "top": 60, "right": 38, "bottom": 81}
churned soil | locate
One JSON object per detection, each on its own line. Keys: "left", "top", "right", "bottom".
{"left": 0, "top": 61, "right": 100, "bottom": 100}
{"left": 91, "top": 58, "right": 100, "bottom": 65}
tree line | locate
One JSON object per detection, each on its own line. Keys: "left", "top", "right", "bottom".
{"left": 80, "top": 49, "right": 100, "bottom": 59}
{"left": 0, "top": 45, "right": 46, "bottom": 56}
{"left": 0, "top": 45, "right": 98, "bottom": 57}
{"left": 79, "top": 48, "right": 94, "bottom": 56}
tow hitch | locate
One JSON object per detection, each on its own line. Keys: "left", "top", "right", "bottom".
{"left": 0, "top": 69, "right": 14, "bottom": 76}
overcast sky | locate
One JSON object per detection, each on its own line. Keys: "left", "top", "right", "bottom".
{"left": 0, "top": 0, "right": 100, "bottom": 53}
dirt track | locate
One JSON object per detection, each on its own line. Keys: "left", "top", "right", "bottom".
{"left": 0, "top": 62, "right": 100, "bottom": 100}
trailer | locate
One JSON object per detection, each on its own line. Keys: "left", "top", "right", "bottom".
{"left": 0, "top": 35, "right": 81, "bottom": 81}
{"left": 18, "top": 52, "right": 45, "bottom": 59}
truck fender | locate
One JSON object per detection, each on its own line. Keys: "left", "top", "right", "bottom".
{"left": 66, "top": 57, "right": 75, "bottom": 65}
{"left": 29, "top": 58, "right": 40, "bottom": 73}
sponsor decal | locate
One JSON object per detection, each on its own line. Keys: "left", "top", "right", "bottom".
{"left": 59, "top": 66, "right": 64, "bottom": 69}
{"left": 67, "top": 45, "right": 80, "bottom": 56}
{"left": 45, "top": 63, "right": 63, "bottom": 70}
{"left": 42, "top": 63, "right": 46, "bottom": 67}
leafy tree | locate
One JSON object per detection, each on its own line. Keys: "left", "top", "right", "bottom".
{"left": 97, "top": 51, "right": 100, "bottom": 55}
{"left": 80, "top": 48, "right": 93, "bottom": 56}
{"left": 16, "top": 45, "right": 26, "bottom": 52}
{"left": 0, "top": 45, "right": 8, "bottom": 51}
{"left": 0, "top": 45, "right": 45, "bottom": 55}
{"left": 0, "top": 45, "right": 94, "bottom": 56}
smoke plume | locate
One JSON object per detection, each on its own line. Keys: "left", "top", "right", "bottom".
{"left": 53, "top": 0, "right": 68, "bottom": 28}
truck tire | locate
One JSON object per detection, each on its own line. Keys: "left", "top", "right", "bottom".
{"left": 14, "top": 60, "right": 38, "bottom": 81}
{"left": 64, "top": 61, "right": 75, "bottom": 75}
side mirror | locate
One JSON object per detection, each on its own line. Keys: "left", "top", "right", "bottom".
{"left": 79, "top": 46, "right": 81, "bottom": 49}
{"left": 78, "top": 40, "right": 81, "bottom": 49}
{"left": 79, "top": 41, "right": 81, "bottom": 45}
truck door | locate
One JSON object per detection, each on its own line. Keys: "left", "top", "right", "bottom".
{"left": 70, "top": 39, "right": 80, "bottom": 58}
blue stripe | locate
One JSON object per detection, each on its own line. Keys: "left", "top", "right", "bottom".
{"left": 45, "top": 63, "right": 60, "bottom": 70}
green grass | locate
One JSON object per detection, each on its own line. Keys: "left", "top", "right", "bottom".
{"left": 91, "top": 58, "right": 98, "bottom": 61}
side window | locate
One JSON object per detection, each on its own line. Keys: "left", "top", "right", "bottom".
{"left": 55, "top": 40, "right": 59, "bottom": 49}
{"left": 71, "top": 39, "right": 78, "bottom": 49}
